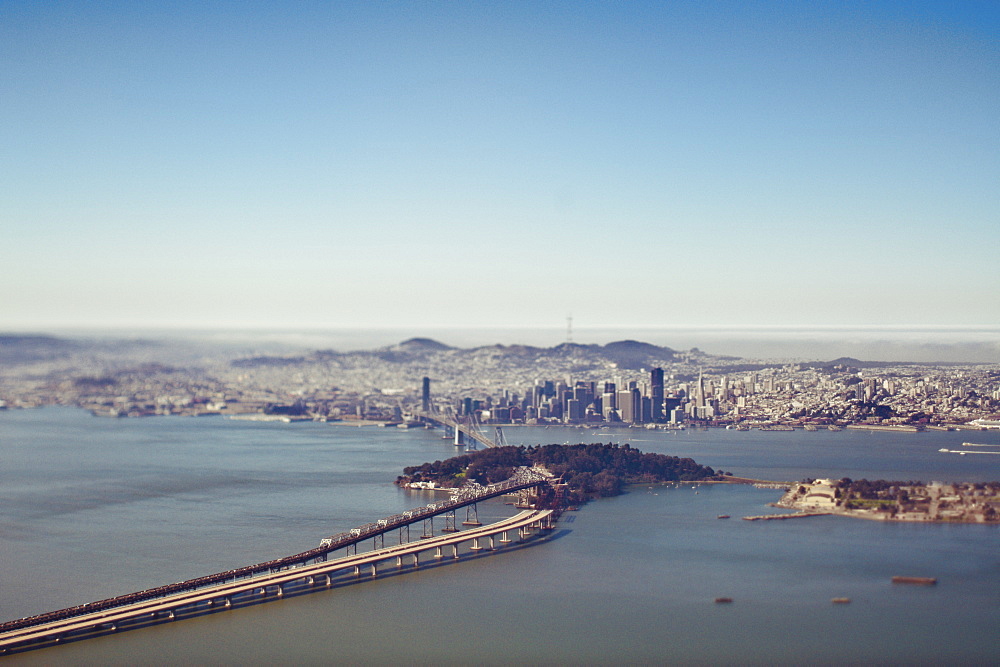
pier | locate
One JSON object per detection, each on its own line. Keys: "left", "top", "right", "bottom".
{"left": 742, "top": 512, "right": 831, "bottom": 521}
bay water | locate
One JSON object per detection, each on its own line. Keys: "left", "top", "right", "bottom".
{"left": 2, "top": 408, "right": 998, "bottom": 664}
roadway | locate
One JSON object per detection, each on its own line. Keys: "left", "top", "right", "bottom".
{"left": 0, "top": 509, "right": 553, "bottom": 653}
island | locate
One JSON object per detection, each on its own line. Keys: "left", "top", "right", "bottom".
{"left": 777, "top": 478, "right": 1000, "bottom": 523}
{"left": 396, "top": 443, "right": 721, "bottom": 505}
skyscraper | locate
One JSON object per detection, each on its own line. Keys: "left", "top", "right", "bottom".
{"left": 650, "top": 367, "right": 664, "bottom": 422}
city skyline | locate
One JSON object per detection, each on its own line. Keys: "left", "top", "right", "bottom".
{"left": 3, "top": 2, "right": 998, "bottom": 331}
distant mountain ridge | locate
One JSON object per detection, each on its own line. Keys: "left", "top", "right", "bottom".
{"left": 229, "top": 338, "right": 678, "bottom": 370}
{"left": 0, "top": 334, "right": 80, "bottom": 363}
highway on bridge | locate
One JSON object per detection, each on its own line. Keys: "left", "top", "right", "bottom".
{"left": 0, "top": 509, "right": 554, "bottom": 653}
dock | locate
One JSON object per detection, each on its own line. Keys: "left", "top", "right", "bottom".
{"left": 742, "top": 512, "right": 831, "bottom": 521}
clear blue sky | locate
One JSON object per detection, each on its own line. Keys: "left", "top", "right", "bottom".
{"left": 2, "top": 1, "right": 997, "bottom": 331}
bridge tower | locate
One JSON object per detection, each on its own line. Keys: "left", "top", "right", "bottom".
{"left": 462, "top": 503, "right": 481, "bottom": 526}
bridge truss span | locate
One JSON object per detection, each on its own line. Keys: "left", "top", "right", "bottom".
{"left": 0, "top": 468, "right": 558, "bottom": 652}
{"left": 0, "top": 510, "right": 555, "bottom": 654}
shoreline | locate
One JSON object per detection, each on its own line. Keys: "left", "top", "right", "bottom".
{"left": 8, "top": 404, "right": 1000, "bottom": 434}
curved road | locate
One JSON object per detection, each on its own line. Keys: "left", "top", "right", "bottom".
{"left": 0, "top": 509, "right": 553, "bottom": 653}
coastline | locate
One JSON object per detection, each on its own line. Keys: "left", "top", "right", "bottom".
{"left": 774, "top": 479, "right": 1000, "bottom": 524}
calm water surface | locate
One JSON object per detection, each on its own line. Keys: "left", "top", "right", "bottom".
{"left": 2, "top": 409, "right": 998, "bottom": 665}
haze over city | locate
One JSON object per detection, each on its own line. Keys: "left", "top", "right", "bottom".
{"left": 2, "top": 2, "right": 998, "bottom": 334}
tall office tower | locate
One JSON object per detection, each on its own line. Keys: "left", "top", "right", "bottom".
{"left": 617, "top": 388, "right": 641, "bottom": 423}
{"left": 696, "top": 369, "right": 707, "bottom": 408}
{"left": 641, "top": 396, "right": 652, "bottom": 424}
{"left": 616, "top": 389, "right": 634, "bottom": 423}
{"left": 421, "top": 377, "right": 431, "bottom": 412}
{"left": 650, "top": 367, "right": 665, "bottom": 422}
{"left": 602, "top": 391, "right": 617, "bottom": 410}
{"left": 566, "top": 398, "right": 583, "bottom": 422}
{"left": 603, "top": 381, "right": 616, "bottom": 395}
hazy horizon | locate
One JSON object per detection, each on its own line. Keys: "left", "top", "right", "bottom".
{"left": 5, "top": 324, "right": 999, "bottom": 364}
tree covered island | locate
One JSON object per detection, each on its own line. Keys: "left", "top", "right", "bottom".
{"left": 396, "top": 443, "right": 720, "bottom": 504}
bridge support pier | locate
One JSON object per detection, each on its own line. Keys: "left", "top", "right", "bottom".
{"left": 435, "top": 546, "right": 443, "bottom": 559}
{"left": 413, "top": 553, "right": 419, "bottom": 567}
{"left": 470, "top": 537, "right": 483, "bottom": 551}
{"left": 225, "top": 596, "right": 231, "bottom": 608}
{"left": 354, "top": 565, "right": 360, "bottom": 577}
{"left": 396, "top": 555, "right": 403, "bottom": 568}
{"left": 462, "top": 503, "right": 481, "bottom": 526}
{"left": 452, "top": 544, "right": 459, "bottom": 559}
{"left": 499, "top": 530, "right": 511, "bottom": 543}
{"left": 371, "top": 563, "right": 377, "bottom": 578}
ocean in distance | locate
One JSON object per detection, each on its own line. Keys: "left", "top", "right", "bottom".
{"left": 2, "top": 407, "right": 999, "bottom": 665}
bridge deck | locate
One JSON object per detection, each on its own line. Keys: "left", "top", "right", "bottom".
{"left": 0, "top": 510, "right": 553, "bottom": 652}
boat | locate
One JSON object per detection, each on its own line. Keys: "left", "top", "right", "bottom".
{"left": 714, "top": 597, "right": 733, "bottom": 604}
{"left": 717, "top": 515, "right": 730, "bottom": 519}
{"left": 831, "top": 597, "right": 851, "bottom": 604}
{"left": 891, "top": 576, "right": 937, "bottom": 585}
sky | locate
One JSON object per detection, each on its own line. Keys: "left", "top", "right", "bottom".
{"left": 2, "top": 1, "right": 998, "bottom": 333}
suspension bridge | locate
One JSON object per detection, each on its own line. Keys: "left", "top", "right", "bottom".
{"left": 412, "top": 407, "right": 508, "bottom": 450}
